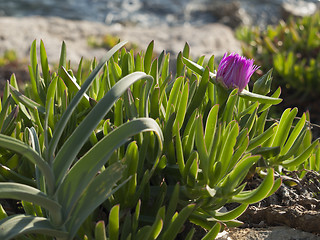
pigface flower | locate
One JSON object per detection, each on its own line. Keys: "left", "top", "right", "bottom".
{"left": 216, "top": 53, "right": 259, "bottom": 92}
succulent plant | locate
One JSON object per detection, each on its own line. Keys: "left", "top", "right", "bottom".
{"left": 0, "top": 39, "right": 318, "bottom": 240}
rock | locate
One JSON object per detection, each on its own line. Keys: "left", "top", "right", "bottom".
{"left": 0, "top": 16, "right": 241, "bottom": 64}
{"left": 210, "top": 1, "right": 251, "bottom": 28}
{"left": 216, "top": 226, "right": 320, "bottom": 240}
{"left": 281, "top": 1, "right": 317, "bottom": 20}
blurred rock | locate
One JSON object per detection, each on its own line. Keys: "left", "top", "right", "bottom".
{"left": 216, "top": 226, "right": 320, "bottom": 240}
{"left": 0, "top": 16, "right": 241, "bottom": 64}
{"left": 210, "top": 1, "right": 251, "bottom": 28}
{"left": 0, "top": 0, "right": 319, "bottom": 30}
{"left": 281, "top": 0, "right": 317, "bottom": 20}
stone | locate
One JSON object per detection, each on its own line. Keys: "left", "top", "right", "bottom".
{"left": 0, "top": 16, "right": 241, "bottom": 64}
{"left": 281, "top": 1, "right": 317, "bottom": 20}
{"left": 216, "top": 226, "right": 320, "bottom": 240}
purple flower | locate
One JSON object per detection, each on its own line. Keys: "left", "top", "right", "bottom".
{"left": 216, "top": 53, "right": 259, "bottom": 92}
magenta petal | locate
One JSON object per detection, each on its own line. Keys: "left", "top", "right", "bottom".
{"left": 216, "top": 53, "right": 259, "bottom": 92}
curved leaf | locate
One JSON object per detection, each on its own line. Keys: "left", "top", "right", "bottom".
{"left": 65, "top": 162, "right": 126, "bottom": 239}
{"left": 201, "top": 222, "right": 221, "bottom": 240}
{"left": 0, "top": 214, "right": 68, "bottom": 240}
{"left": 182, "top": 57, "right": 216, "bottom": 79}
{"left": 48, "top": 41, "right": 127, "bottom": 163}
{"left": 232, "top": 168, "right": 274, "bottom": 204}
{"left": 0, "top": 183, "right": 61, "bottom": 213}
{"left": 0, "top": 134, "right": 54, "bottom": 195}
{"left": 53, "top": 71, "right": 153, "bottom": 187}
{"left": 9, "top": 85, "right": 45, "bottom": 114}
{"left": 57, "top": 118, "right": 163, "bottom": 217}
{"left": 161, "top": 204, "right": 195, "bottom": 240}
{"left": 282, "top": 139, "right": 319, "bottom": 167}
{"left": 239, "top": 89, "right": 282, "bottom": 105}
{"left": 210, "top": 204, "right": 248, "bottom": 221}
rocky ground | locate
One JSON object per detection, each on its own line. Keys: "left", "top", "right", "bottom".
{"left": 1, "top": 15, "right": 320, "bottom": 240}
{"left": 0, "top": 16, "right": 241, "bottom": 62}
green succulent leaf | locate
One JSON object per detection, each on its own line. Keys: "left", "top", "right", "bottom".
{"left": 48, "top": 41, "right": 127, "bottom": 164}
{"left": 9, "top": 85, "right": 45, "bottom": 114}
{"left": 281, "top": 139, "right": 319, "bottom": 167}
{"left": 0, "top": 214, "right": 68, "bottom": 240}
{"left": 201, "top": 222, "right": 221, "bottom": 240}
{"left": 210, "top": 204, "right": 248, "bottom": 221}
{"left": 95, "top": 221, "right": 107, "bottom": 240}
{"left": 239, "top": 89, "right": 282, "bottom": 105}
{"left": 0, "top": 134, "right": 54, "bottom": 195}
{"left": 53, "top": 71, "right": 153, "bottom": 187}
{"left": 66, "top": 162, "right": 126, "bottom": 239}
{"left": 57, "top": 118, "right": 163, "bottom": 217}
{"left": 0, "top": 183, "right": 61, "bottom": 213}
{"left": 109, "top": 204, "right": 120, "bottom": 240}
{"left": 232, "top": 168, "right": 275, "bottom": 204}
{"left": 161, "top": 204, "right": 195, "bottom": 240}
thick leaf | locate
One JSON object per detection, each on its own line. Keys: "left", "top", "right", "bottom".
{"left": 60, "top": 66, "right": 90, "bottom": 108}
{"left": 220, "top": 155, "right": 260, "bottom": 193}
{"left": 0, "top": 95, "right": 13, "bottom": 130}
{"left": 109, "top": 205, "right": 120, "bottom": 240}
{"left": 165, "top": 76, "right": 183, "bottom": 122}
{"left": 232, "top": 168, "right": 274, "bottom": 204}
{"left": 204, "top": 105, "right": 219, "bottom": 151}
{"left": 186, "top": 68, "right": 210, "bottom": 118}
{"left": 271, "top": 108, "right": 297, "bottom": 148}
{"left": 48, "top": 41, "right": 127, "bottom": 163}
{"left": 29, "top": 40, "right": 41, "bottom": 102}
{"left": 172, "top": 81, "right": 189, "bottom": 135}
{"left": 0, "top": 183, "right": 61, "bottom": 214}
{"left": 163, "top": 183, "right": 180, "bottom": 231}
{"left": 146, "top": 207, "right": 164, "bottom": 240}
{"left": 161, "top": 204, "right": 195, "bottom": 240}
{"left": 0, "top": 214, "right": 68, "bottom": 240}
{"left": 211, "top": 204, "right": 248, "bottom": 222}
{"left": 247, "top": 123, "right": 277, "bottom": 151}
{"left": 57, "top": 118, "right": 163, "bottom": 217}
{"left": 239, "top": 89, "right": 282, "bottom": 105}
{"left": 0, "top": 164, "right": 36, "bottom": 187}
{"left": 9, "top": 85, "right": 45, "bottom": 114}
{"left": 222, "top": 89, "right": 238, "bottom": 124}
{"left": 201, "top": 223, "right": 221, "bottom": 240}
{"left": 95, "top": 221, "right": 107, "bottom": 240}
{"left": 45, "top": 76, "right": 58, "bottom": 130}
{"left": 53, "top": 71, "right": 153, "bottom": 187}
{"left": 195, "top": 116, "right": 208, "bottom": 180}
{"left": 40, "top": 40, "right": 50, "bottom": 87}
{"left": 182, "top": 57, "right": 216, "bottom": 79}
{"left": 282, "top": 139, "right": 319, "bottom": 167}
{"left": 280, "top": 113, "right": 306, "bottom": 155}
{"left": 218, "top": 121, "right": 239, "bottom": 176}
{"left": 0, "top": 134, "right": 54, "bottom": 195}
{"left": 175, "top": 123, "right": 185, "bottom": 175}
{"left": 65, "top": 162, "right": 126, "bottom": 239}
{"left": 144, "top": 40, "right": 154, "bottom": 74}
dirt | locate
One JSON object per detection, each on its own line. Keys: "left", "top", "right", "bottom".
{"left": 220, "top": 170, "right": 320, "bottom": 239}
{"left": 0, "top": 61, "right": 29, "bottom": 94}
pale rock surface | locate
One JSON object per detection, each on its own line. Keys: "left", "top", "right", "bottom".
{"left": 216, "top": 226, "right": 320, "bottom": 240}
{"left": 0, "top": 16, "right": 241, "bottom": 64}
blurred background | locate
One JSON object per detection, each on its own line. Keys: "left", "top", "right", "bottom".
{"left": 0, "top": 0, "right": 320, "bottom": 123}
{"left": 0, "top": 0, "right": 319, "bottom": 28}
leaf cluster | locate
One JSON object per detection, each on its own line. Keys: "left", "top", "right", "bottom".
{"left": 235, "top": 12, "right": 320, "bottom": 97}
{"left": 0, "top": 39, "right": 318, "bottom": 240}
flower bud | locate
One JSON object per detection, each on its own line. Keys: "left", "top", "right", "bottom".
{"left": 217, "top": 53, "right": 259, "bottom": 92}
